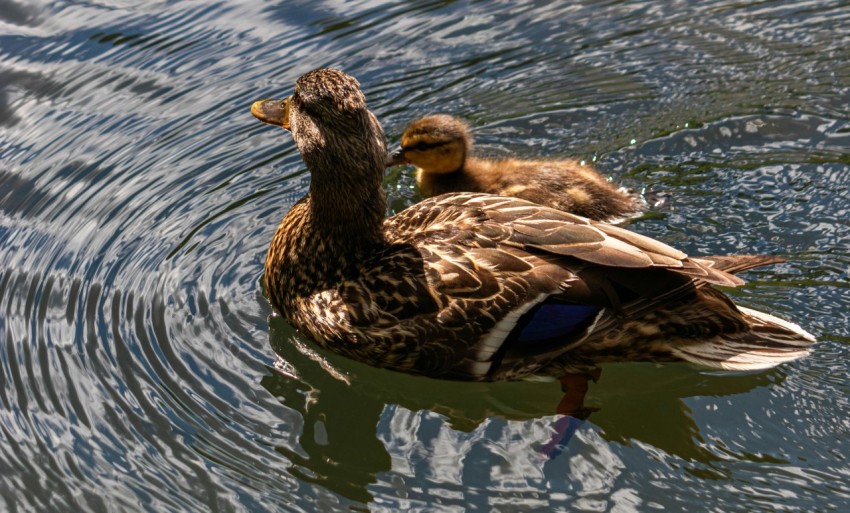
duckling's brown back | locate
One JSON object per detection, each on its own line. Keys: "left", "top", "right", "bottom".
{"left": 499, "top": 160, "right": 639, "bottom": 221}
{"left": 435, "top": 156, "right": 640, "bottom": 222}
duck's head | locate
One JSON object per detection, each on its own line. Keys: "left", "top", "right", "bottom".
{"left": 251, "top": 68, "right": 386, "bottom": 179}
{"left": 387, "top": 114, "right": 472, "bottom": 174}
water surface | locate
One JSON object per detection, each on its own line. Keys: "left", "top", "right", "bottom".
{"left": 1, "top": 0, "right": 849, "bottom": 511}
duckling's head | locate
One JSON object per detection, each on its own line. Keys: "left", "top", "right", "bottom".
{"left": 251, "top": 68, "right": 386, "bottom": 180}
{"left": 387, "top": 114, "right": 472, "bottom": 174}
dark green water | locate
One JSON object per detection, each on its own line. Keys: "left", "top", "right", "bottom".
{"left": 1, "top": 1, "right": 848, "bottom": 511}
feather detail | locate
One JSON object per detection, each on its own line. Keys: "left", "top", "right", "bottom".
{"left": 667, "top": 306, "right": 814, "bottom": 370}
{"left": 673, "top": 307, "right": 815, "bottom": 370}
{"left": 592, "top": 223, "right": 687, "bottom": 261}
{"left": 700, "top": 254, "right": 786, "bottom": 274}
{"left": 514, "top": 303, "right": 603, "bottom": 345}
{"left": 474, "top": 293, "right": 548, "bottom": 366}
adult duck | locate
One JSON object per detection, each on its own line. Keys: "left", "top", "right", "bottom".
{"left": 251, "top": 69, "right": 813, "bottom": 397}
{"left": 387, "top": 114, "right": 640, "bottom": 222}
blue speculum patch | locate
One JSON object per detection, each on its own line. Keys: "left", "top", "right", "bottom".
{"left": 514, "top": 302, "right": 601, "bottom": 346}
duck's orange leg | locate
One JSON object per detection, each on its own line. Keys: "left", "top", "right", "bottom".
{"left": 556, "top": 368, "right": 601, "bottom": 419}
{"left": 538, "top": 369, "right": 602, "bottom": 458}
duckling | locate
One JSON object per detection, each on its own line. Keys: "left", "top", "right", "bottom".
{"left": 251, "top": 69, "right": 814, "bottom": 406}
{"left": 388, "top": 114, "right": 640, "bottom": 222}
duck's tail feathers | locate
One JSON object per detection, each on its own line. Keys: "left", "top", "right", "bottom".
{"left": 670, "top": 306, "right": 816, "bottom": 370}
{"left": 698, "top": 254, "right": 786, "bottom": 275}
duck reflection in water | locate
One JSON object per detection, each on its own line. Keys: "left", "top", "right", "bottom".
{"left": 264, "top": 316, "right": 783, "bottom": 504}
{"left": 262, "top": 319, "right": 390, "bottom": 504}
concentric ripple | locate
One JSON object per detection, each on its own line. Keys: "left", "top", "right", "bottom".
{"left": 1, "top": 0, "right": 848, "bottom": 511}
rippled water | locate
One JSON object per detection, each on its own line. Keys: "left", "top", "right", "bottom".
{"left": 1, "top": 0, "right": 849, "bottom": 511}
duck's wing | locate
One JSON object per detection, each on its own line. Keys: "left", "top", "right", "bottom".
{"left": 375, "top": 194, "right": 579, "bottom": 378}
{"left": 474, "top": 194, "right": 744, "bottom": 286}
{"left": 698, "top": 254, "right": 785, "bottom": 274}
{"left": 391, "top": 193, "right": 744, "bottom": 286}
{"left": 444, "top": 194, "right": 783, "bottom": 335}
{"left": 377, "top": 193, "right": 763, "bottom": 379}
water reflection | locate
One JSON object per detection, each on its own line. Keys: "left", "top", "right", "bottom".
{"left": 0, "top": 0, "right": 42, "bottom": 27}
{"left": 0, "top": 69, "right": 51, "bottom": 127}
{"left": 1, "top": 0, "right": 849, "bottom": 510}
{"left": 264, "top": 313, "right": 792, "bottom": 505}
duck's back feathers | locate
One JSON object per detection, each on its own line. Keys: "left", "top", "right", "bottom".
{"left": 371, "top": 192, "right": 812, "bottom": 379}
{"left": 421, "top": 193, "right": 737, "bottom": 286}
{"left": 272, "top": 188, "right": 813, "bottom": 382}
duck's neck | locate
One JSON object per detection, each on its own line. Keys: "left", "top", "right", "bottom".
{"left": 267, "top": 159, "right": 386, "bottom": 311}
{"left": 294, "top": 107, "right": 388, "bottom": 251}
{"left": 307, "top": 163, "right": 387, "bottom": 251}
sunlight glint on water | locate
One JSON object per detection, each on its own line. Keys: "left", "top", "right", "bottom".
{"left": 1, "top": 1, "right": 848, "bottom": 511}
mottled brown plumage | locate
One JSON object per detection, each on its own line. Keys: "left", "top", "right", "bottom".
{"left": 387, "top": 114, "right": 640, "bottom": 222}
{"left": 252, "top": 68, "right": 814, "bottom": 382}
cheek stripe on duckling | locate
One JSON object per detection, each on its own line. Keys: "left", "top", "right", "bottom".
{"left": 403, "top": 140, "right": 448, "bottom": 152}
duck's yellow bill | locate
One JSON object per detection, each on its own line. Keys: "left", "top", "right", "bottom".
{"left": 251, "top": 97, "right": 291, "bottom": 130}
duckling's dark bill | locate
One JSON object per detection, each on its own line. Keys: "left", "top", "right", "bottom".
{"left": 386, "top": 147, "right": 408, "bottom": 166}
{"left": 251, "top": 98, "right": 290, "bottom": 129}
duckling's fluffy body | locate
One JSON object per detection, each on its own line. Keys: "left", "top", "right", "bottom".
{"left": 253, "top": 69, "right": 814, "bottom": 382}
{"left": 390, "top": 114, "right": 639, "bottom": 222}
